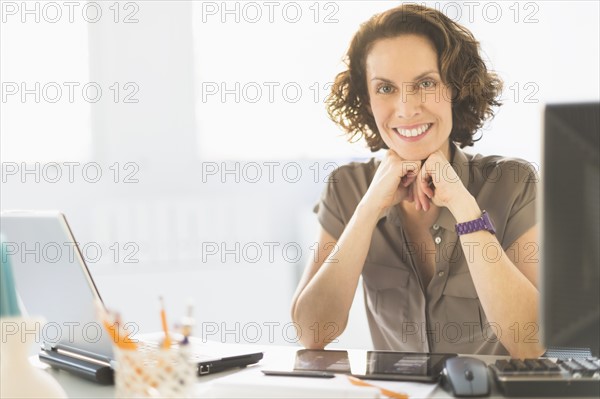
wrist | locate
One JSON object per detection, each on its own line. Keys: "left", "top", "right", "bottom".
{"left": 356, "top": 200, "right": 386, "bottom": 223}
{"left": 449, "top": 191, "right": 481, "bottom": 223}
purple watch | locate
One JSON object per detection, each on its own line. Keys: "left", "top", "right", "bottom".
{"left": 455, "top": 210, "right": 496, "bottom": 236}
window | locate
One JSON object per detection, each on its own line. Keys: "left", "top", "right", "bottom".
{"left": 192, "top": 1, "right": 394, "bottom": 160}
{"left": 1, "top": 2, "right": 91, "bottom": 162}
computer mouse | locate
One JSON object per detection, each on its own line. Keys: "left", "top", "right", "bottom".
{"left": 442, "top": 356, "right": 490, "bottom": 397}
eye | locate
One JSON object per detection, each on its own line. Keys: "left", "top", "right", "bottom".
{"left": 376, "top": 84, "right": 395, "bottom": 95}
{"left": 419, "top": 79, "right": 437, "bottom": 89}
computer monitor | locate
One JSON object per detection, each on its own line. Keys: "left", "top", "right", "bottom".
{"left": 541, "top": 102, "right": 600, "bottom": 357}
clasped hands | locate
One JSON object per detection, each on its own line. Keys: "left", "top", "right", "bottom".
{"left": 363, "top": 149, "right": 469, "bottom": 217}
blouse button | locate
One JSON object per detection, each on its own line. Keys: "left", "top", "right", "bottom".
{"left": 433, "top": 224, "right": 440, "bottom": 230}
{"left": 438, "top": 271, "right": 445, "bottom": 277}
{"left": 434, "top": 236, "right": 442, "bottom": 244}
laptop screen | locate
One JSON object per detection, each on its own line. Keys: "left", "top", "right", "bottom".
{"left": 1, "top": 211, "right": 114, "bottom": 361}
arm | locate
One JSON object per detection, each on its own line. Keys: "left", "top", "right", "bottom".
{"left": 451, "top": 196, "right": 545, "bottom": 358}
{"left": 416, "top": 151, "right": 545, "bottom": 358}
{"left": 291, "top": 205, "right": 380, "bottom": 349}
{"left": 291, "top": 151, "right": 421, "bottom": 349}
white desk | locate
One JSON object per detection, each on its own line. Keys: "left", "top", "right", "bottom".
{"left": 33, "top": 343, "right": 532, "bottom": 398}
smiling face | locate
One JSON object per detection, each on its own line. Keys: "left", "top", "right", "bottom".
{"left": 366, "top": 34, "right": 453, "bottom": 161}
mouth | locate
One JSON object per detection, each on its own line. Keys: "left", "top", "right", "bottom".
{"left": 393, "top": 123, "right": 433, "bottom": 141}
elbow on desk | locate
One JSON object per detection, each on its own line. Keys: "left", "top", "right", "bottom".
{"left": 290, "top": 306, "right": 348, "bottom": 350}
{"left": 296, "top": 324, "right": 347, "bottom": 350}
{"left": 299, "top": 339, "right": 327, "bottom": 350}
{"left": 290, "top": 291, "right": 350, "bottom": 349}
{"left": 298, "top": 316, "right": 349, "bottom": 349}
{"left": 508, "top": 343, "right": 547, "bottom": 359}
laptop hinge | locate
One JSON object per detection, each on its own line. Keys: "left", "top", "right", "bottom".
{"left": 44, "top": 344, "right": 112, "bottom": 367}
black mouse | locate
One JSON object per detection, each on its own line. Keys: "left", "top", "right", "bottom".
{"left": 442, "top": 356, "right": 490, "bottom": 397}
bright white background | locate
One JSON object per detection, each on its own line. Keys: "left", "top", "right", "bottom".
{"left": 1, "top": 1, "right": 599, "bottom": 348}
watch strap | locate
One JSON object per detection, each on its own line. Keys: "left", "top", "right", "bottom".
{"left": 455, "top": 210, "right": 496, "bottom": 236}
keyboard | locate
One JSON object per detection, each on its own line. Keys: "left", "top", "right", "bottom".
{"left": 489, "top": 357, "right": 600, "bottom": 397}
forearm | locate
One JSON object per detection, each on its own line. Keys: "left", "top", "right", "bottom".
{"left": 293, "top": 202, "right": 380, "bottom": 348}
{"left": 452, "top": 197, "right": 545, "bottom": 358}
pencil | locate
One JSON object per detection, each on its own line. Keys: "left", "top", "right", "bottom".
{"left": 159, "top": 296, "right": 171, "bottom": 349}
{"left": 95, "top": 300, "right": 137, "bottom": 350}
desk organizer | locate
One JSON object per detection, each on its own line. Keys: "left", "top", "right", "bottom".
{"left": 114, "top": 343, "right": 196, "bottom": 398}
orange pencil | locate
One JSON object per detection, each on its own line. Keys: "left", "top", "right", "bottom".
{"left": 159, "top": 296, "right": 171, "bottom": 349}
{"left": 95, "top": 300, "right": 137, "bottom": 350}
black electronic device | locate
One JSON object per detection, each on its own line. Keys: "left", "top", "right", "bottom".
{"left": 357, "top": 351, "right": 458, "bottom": 382}
{"left": 489, "top": 357, "right": 600, "bottom": 397}
{"left": 293, "top": 349, "right": 457, "bottom": 383}
{"left": 442, "top": 357, "right": 490, "bottom": 397}
{"left": 490, "top": 103, "right": 600, "bottom": 397}
{"left": 541, "top": 102, "right": 600, "bottom": 357}
{"left": 293, "top": 349, "right": 352, "bottom": 374}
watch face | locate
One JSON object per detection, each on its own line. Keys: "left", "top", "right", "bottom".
{"left": 482, "top": 211, "right": 496, "bottom": 234}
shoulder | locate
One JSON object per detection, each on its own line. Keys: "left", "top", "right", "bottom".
{"left": 461, "top": 152, "right": 539, "bottom": 246}
{"left": 319, "top": 158, "right": 380, "bottom": 219}
{"left": 328, "top": 157, "right": 380, "bottom": 192}
{"left": 467, "top": 152, "right": 539, "bottom": 189}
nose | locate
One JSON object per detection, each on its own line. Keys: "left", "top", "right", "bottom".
{"left": 395, "top": 85, "right": 422, "bottom": 120}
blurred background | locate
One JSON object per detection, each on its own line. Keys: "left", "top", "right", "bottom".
{"left": 1, "top": 0, "right": 599, "bottom": 348}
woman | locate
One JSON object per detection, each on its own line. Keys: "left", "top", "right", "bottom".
{"left": 291, "top": 4, "right": 544, "bottom": 358}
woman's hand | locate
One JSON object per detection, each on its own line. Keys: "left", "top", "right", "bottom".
{"left": 360, "top": 150, "right": 421, "bottom": 218}
{"left": 414, "top": 149, "right": 471, "bottom": 213}
{"left": 413, "top": 161, "right": 432, "bottom": 212}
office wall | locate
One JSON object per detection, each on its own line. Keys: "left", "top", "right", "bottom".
{"left": 1, "top": 1, "right": 599, "bottom": 349}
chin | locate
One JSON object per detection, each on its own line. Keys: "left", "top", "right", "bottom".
{"left": 387, "top": 145, "right": 431, "bottom": 162}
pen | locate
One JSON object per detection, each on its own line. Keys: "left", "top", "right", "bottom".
{"left": 180, "top": 299, "right": 194, "bottom": 345}
{"left": 159, "top": 296, "right": 171, "bottom": 349}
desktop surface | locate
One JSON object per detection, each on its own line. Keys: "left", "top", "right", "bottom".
{"left": 31, "top": 341, "right": 597, "bottom": 399}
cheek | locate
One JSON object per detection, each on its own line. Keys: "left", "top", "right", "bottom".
{"left": 444, "top": 100, "right": 453, "bottom": 125}
{"left": 429, "top": 95, "right": 452, "bottom": 124}
{"left": 441, "top": 86, "right": 454, "bottom": 121}
{"left": 370, "top": 97, "right": 393, "bottom": 122}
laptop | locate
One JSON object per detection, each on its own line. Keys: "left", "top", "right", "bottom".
{"left": 0, "top": 210, "right": 263, "bottom": 384}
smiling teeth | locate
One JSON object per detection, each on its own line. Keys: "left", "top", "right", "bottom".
{"left": 396, "top": 123, "right": 431, "bottom": 137}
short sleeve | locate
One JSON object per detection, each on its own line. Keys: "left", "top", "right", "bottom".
{"left": 312, "top": 160, "right": 376, "bottom": 240}
{"left": 501, "top": 161, "right": 539, "bottom": 247}
{"left": 312, "top": 171, "right": 347, "bottom": 240}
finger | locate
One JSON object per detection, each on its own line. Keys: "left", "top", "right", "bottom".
{"left": 401, "top": 160, "right": 420, "bottom": 175}
{"left": 402, "top": 172, "right": 417, "bottom": 187}
{"left": 408, "top": 184, "right": 414, "bottom": 203}
{"left": 414, "top": 180, "right": 421, "bottom": 210}
{"left": 421, "top": 159, "right": 435, "bottom": 199}
{"left": 412, "top": 178, "right": 419, "bottom": 210}
{"left": 425, "top": 178, "right": 435, "bottom": 199}
{"left": 416, "top": 174, "right": 430, "bottom": 212}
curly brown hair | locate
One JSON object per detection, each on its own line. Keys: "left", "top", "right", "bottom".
{"left": 326, "top": 4, "right": 503, "bottom": 151}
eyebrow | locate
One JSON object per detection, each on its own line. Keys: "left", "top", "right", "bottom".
{"left": 370, "top": 70, "right": 439, "bottom": 83}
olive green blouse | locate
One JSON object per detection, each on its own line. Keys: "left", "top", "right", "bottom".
{"left": 314, "top": 144, "right": 538, "bottom": 355}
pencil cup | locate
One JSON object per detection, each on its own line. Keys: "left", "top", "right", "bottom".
{"left": 114, "top": 343, "right": 196, "bottom": 398}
